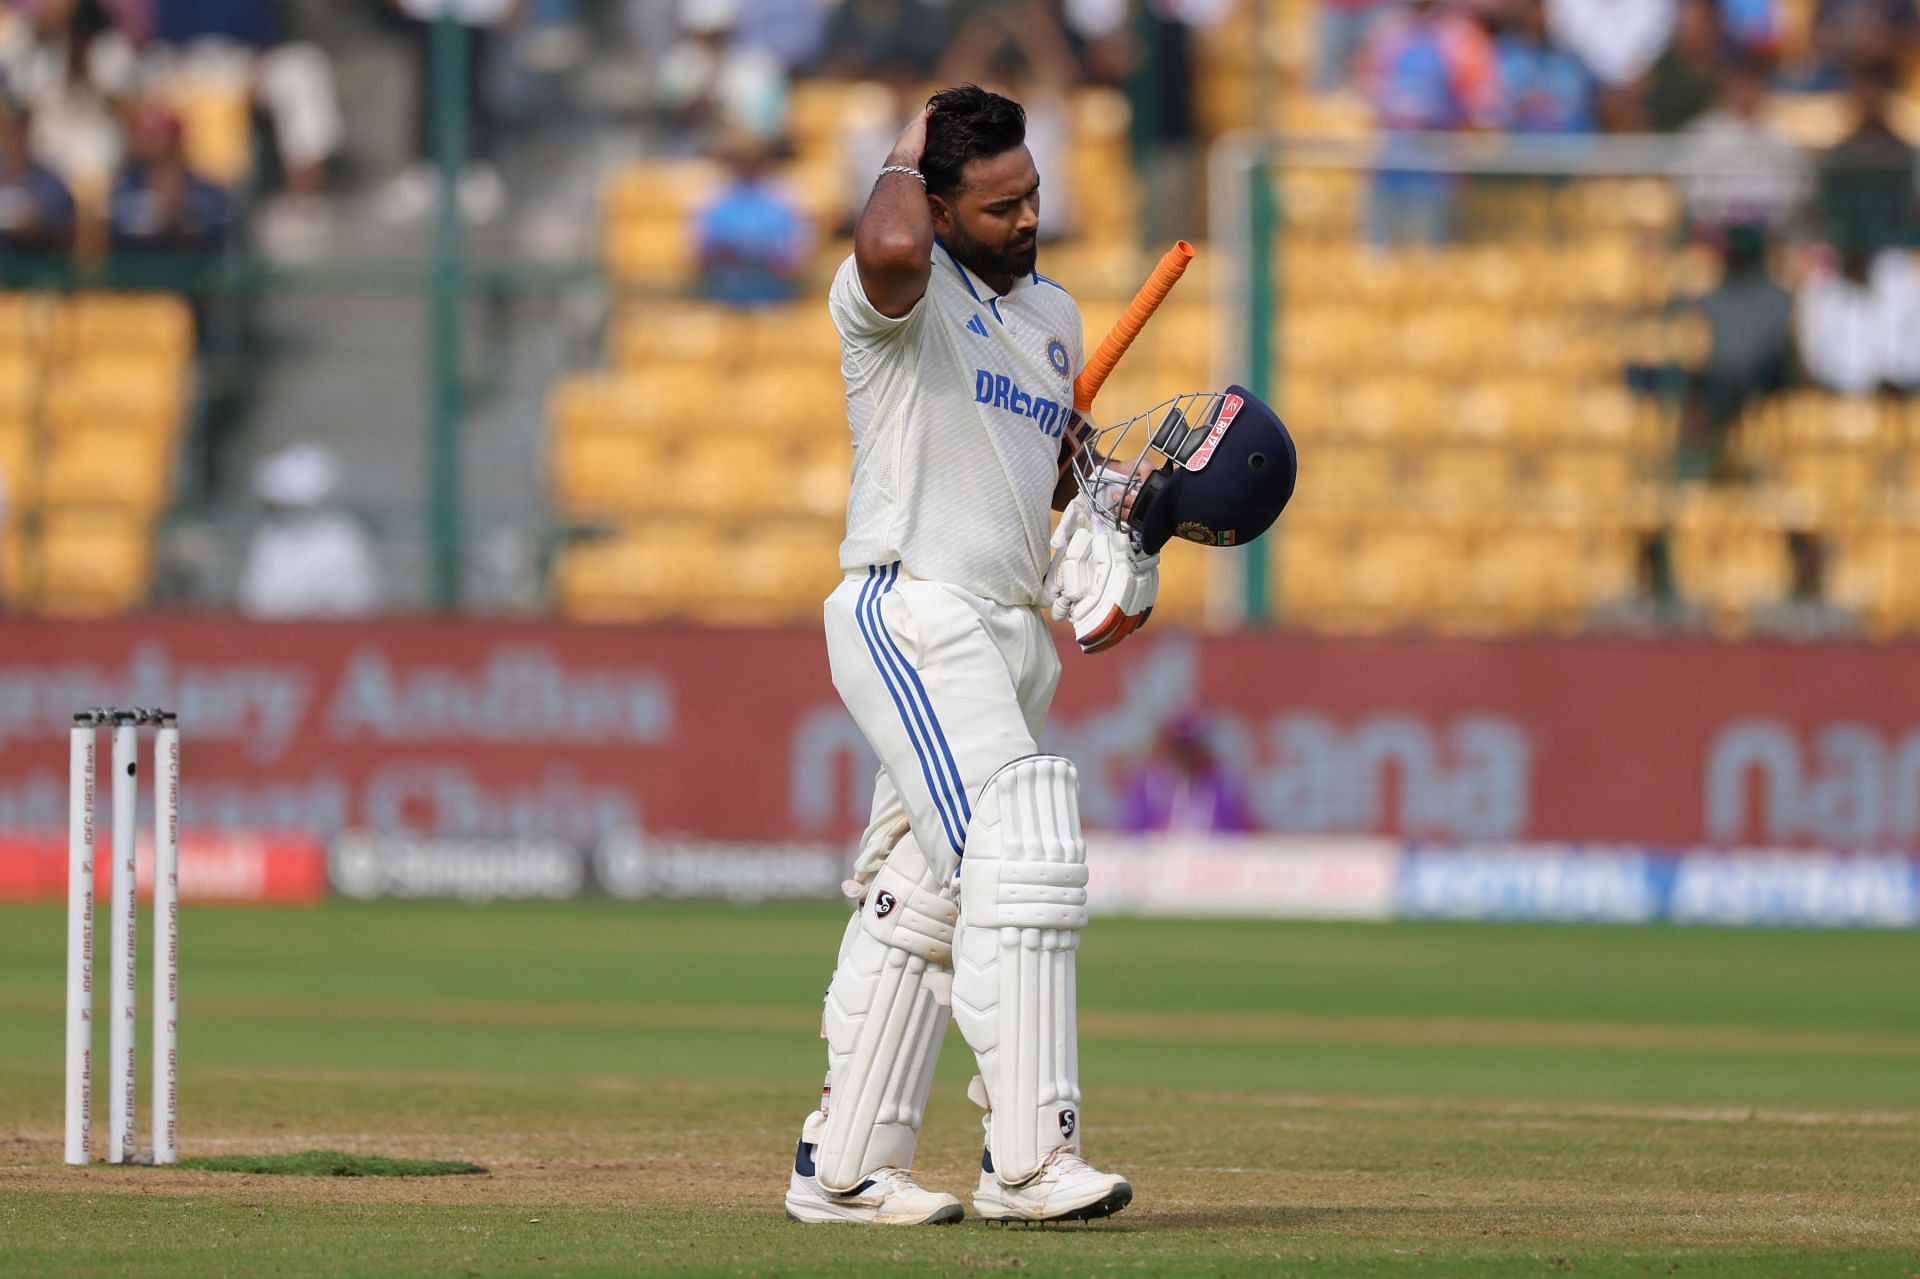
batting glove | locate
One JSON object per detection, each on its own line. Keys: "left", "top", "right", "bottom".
{"left": 1044, "top": 495, "right": 1159, "bottom": 654}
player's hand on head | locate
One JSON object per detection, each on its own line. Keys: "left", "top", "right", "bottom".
{"left": 1045, "top": 496, "right": 1158, "bottom": 655}
{"left": 888, "top": 104, "right": 934, "bottom": 168}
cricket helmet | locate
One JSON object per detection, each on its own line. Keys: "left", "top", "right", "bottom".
{"left": 1071, "top": 385, "right": 1297, "bottom": 553}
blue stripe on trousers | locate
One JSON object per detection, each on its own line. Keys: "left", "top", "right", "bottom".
{"left": 872, "top": 564, "right": 973, "bottom": 828}
{"left": 854, "top": 565, "right": 964, "bottom": 857}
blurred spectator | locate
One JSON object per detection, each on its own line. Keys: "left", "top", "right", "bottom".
{"left": 1677, "top": 56, "right": 1807, "bottom": 235}
{"left": 0, "top": 0, "right": 137, "bottom": 196}
{"left": 1358, "top": 0, "right": 1501, "bottom": 245}
{"left": 1796, "top": 246, "right": 1920, "bottom": 393}
{"left": 1118, "top": 713, "right": 1252, "bottom": 835}
{"left": 1816, "top": 62, "right": 1916, "bottom": 263}
{"left": 1125, "top": 0, "right": 1231, "bottom": 245}
{"left": 1719, "top": 0, "right": 1783, "bottom": 54}
{"left": 1495, "top": 0, "right": 1596, "bottom": 134}
{"left": 1747, "top": 530, "right": 1861, "bottom": 640}
{"left": 693, "top": 133, "right": 810, "bottom": 306}
{"left": 376, "top": 0, "right": 524, "bottom": 228}
{"left": 514, "top": 0, "right": 588, "bottom": 74}
{"left": 1359, "top": 0, "right": 1501, "bottom": 134}
{"left": 729, "top": 0, "right": 830, "bottom": 68}
{"left": 1318, "top": 0, "right": 1389, "bottom": 91}
{"left": 107, "top": 100, "right": 232, "bottom": 255}
{"left": 1813, "top": 0, "right": 1919, "bottom": 85}
{"left": 937, "top": 3, "right": 1077, "bottom": 241}
{"left": 818, "top": 0, "right": 955, "bottom": 79}
{"left": 0, "top": 80, "right": 77, "bottom": 260}
{"left": 658, "top": 0, "right": 788, "bottom": 148}
{"left": 1587, "top": 530, "right": 1709, "bottom": 634}
{"left": 1638, "top": 0, "right": 1719, "bottom": 131}
{"left": 143, "top": 0, "right": 345, "bottom": 258}
{"left": 237, "top": 442, "right": 383, "bottom": 618}
{"left": 1680, "top": 223, "right": 1795, "bottom": 474}
{"left": 1546, "top": 0, "right": 1673, "bottom": 126}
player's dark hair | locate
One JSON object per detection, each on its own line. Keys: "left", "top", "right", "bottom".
{"left": 921, "top": 85, "right": 1026, "bottom": 200}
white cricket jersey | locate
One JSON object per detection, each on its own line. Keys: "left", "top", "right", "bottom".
{"left": 829, "top": 242, "right": 1084, "bottom": 607}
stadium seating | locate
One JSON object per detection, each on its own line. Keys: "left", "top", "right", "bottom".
{"left": 0, "top": 293, "right": 192, "bottom": 614}
{"left": 550, "top": 39, "right": 1920, "bottom": 638}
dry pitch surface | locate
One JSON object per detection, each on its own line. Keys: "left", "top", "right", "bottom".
{"left": 1, "top": 901, "right": 1916, "bottom": 1277}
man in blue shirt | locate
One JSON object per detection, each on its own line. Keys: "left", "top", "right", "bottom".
{"left": 694, "top": 136, "right": 812, "bottom": 306}
{"left": 108, "top": 101, "right": 232, "bottom": 256}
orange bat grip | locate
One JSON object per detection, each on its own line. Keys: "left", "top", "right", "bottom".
{"left": 1072, "top": 240, "right": 1195, "bottom": 415}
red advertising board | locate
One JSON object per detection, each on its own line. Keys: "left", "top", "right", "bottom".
{"left": 0, "top": 833, "right": 328, "bottom": 903}
{"left": 0, "top": 618, "right": 1916, "bottom": 851}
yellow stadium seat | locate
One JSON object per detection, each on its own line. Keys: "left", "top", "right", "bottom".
{"left": 787, "top": 80, "right": 862, "bottom": 146}
{"left": 57, "top": 294, "right": 196, "bottom": 362}
{"left": 552, "top": 368, "right": 725, "bottom": 444}
{"left": 604, "top": 216, "right": 696, "bottom": 288}
{"left": 1781, "top": 450, "right": 1879, "bottom": 510}
{"left": 603, "top": 159, "right": 724, "bottom": 222}
{"left": 793, "top": 438, "right": 851, "bottom": 519}
{"left": 745, "top": 305, "right": 841, "bottom": 368}
{"left": 37, "top": 511, "right": 150, "bottom": 615}
{"left": 0, "top": 293, "right": 59, "bottom": 352}
{"left": 552, "top": 523, "right": 719, "bottom": 622}
{"left": 42, "top": 424, "right": 174, "bottom": 513}
{"left": 706, "top": 529, "right": 842, "bottom": 624}
{"left": 1297, "top": 443, "right": 1395, "bottom": 509}
{"left": 1672, "top": 517, "right": 1790, "bottom": 627}
{"left": 550, "top": 428, "right": 649, "bottom": 518}
{"left": 741, "top": 365, "right": 846, "bottom": 436}
{"left": 43, "top": 354, "right": 187, "bottom": 434}
{"left": 609, "top": 304, "right": 739, "bottom": 369}
{"left": 1416, "top": 447, "right": 1510, "bottom": 509}
{"left": 679, "top": 437, "right": 788, "bottom": 513}
{"left": 0, "top": 415, "right": 35, "bottom": 509}
{"left": 0, "top": 352, "right": 37, "bottom": 416}
{"left": 1536, "top": 447, "right": 1636, "bottom": 512}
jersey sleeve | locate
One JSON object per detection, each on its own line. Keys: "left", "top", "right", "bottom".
{"left": 828, "top": 254, "right": 924, "bottom": 347}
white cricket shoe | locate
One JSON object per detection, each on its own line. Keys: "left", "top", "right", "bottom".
{"left": 784, "top": 1122, "right": 963, "bottom": 1225}
{"left": 974, "top": 1145, "right": 1133, "bottom": 1224}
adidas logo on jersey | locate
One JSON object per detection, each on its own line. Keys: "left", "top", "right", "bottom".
{"left": 974, "top": 368, "right": 1066, "bottom": 438}
{"left": 965, "top": 314, "right": 989, "bottom": 337}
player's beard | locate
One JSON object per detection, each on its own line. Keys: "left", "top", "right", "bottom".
{"left": 949, "top": 222, "right": 1037, "bottom": 281}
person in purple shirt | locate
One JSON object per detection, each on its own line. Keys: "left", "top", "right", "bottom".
{"left": 1118, "top": 713, "right": 1254, "bottom": 835}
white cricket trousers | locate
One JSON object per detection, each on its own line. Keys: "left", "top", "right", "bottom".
{"left": 824, "top": 562, "right": 1061, "bottom": 882}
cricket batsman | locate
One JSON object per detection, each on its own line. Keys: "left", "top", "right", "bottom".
{"left": 784, "top": 85, "right": 1297, "bottom": 1226}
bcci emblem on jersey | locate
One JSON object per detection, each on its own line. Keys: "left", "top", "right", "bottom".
{"left": 1045, "top": 337, "right": 1070, "bottom": 380}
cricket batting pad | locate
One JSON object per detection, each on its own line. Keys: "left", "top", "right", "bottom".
{"left": 951, "top": 755, "right": 1089, "bottom": 1185}
{"left": 815, "top": 840, "right": 958, "bottom": 1191}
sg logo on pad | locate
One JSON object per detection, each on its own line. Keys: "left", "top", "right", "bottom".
{"left": 873, "top": 890, "right": 897, "bottom": 918}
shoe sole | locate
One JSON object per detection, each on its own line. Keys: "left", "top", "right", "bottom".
{"left": 978, "top": 1181, "right": 1133, "bottom": 1225}
{"left": 785, "top": 1202, "right": 965, "bottom": 1226}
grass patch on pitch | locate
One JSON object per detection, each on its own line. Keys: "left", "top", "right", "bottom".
{"left": 172, "top": 1150, "right": 487, "bottom": 1177}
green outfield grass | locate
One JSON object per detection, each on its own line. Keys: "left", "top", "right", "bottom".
{"left": 2, "top": 901, "right": 1917, "bottom": 1277}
